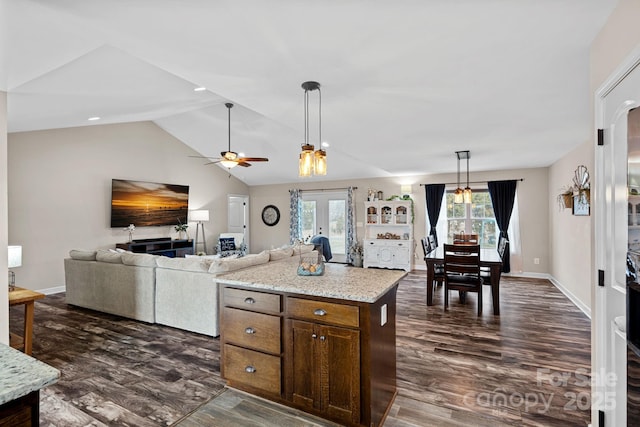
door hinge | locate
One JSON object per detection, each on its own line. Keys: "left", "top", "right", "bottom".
{"left": 597, "top": 128, "right": 604, "bottom": 146}
{"left": 599, "top": 409, "right": 604, "bottom": 426}
{"left": 598, "top": 269, "right": 605, "bottom": 287}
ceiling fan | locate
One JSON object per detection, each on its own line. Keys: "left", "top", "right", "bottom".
{"left": 193, "top": 102, "right": 269, "bottom": 168}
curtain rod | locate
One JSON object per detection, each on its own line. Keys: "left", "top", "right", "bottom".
{"left": 419, "top": 179, "right": 523, "bottom": 187}
{"left": 289, "top": 186, "right": 358, "bottom": 193}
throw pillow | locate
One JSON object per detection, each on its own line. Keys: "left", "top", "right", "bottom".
{"left": 219, "top": 237, "right": 236, "bottom": 252}
{"left": 121, "top": 252, "right": 158, "bottom": 267}
{"left": 96, "top": 249, "right": 123, "bottom": 264}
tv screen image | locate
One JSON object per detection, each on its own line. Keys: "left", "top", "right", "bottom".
{"left": 110, "top": 179, "right": 189, "bottom": 228}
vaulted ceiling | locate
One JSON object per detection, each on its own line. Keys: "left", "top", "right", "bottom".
{"left": 1, "top": 0, "right": 618, "bottom": 185}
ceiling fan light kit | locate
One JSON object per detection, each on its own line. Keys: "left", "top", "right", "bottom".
{"left": 299, "top": 81, "right": 327, "bottom": 177}
{"left": 191, "top": 102, "right": 268, "bottom": 169}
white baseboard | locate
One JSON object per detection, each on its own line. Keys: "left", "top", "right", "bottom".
{"left": 39, "top": 285, "right": 66, "bottom": 295}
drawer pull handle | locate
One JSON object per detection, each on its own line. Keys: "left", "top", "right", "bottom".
{"left": 314, "top": 308, "right": 327, "bottom": 316}
{"left": 320, "top": 335, "right": 326, "bottom": 341}
{"left": 245, "top": 327, "right": 255, "bottom": 334}
{"left": 312, "top": 333, "right": 317, "bottom": 339}
{"left": 244, "top": 297, "right": 256, "bottom": 304}
{"left": 245, "top": 366, "right": 256, "bottom": 373}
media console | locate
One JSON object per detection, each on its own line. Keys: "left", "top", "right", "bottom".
{"left": 116, "top": 238, "right": 194, "bottom": 257}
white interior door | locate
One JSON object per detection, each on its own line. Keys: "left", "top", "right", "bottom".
{"left": 300, "top": 191, "right": 347, "bottom": 263}
{"left": 228, "top": 194, "right": 249, "bottom": 251}
{"left": 596, "top": 58, "right": 640, "bottom": 426}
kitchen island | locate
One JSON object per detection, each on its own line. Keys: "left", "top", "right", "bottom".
{"left": 216, "top": 259, "right": 406, "bottom": 427}
{"left": 0, "top": 344, "right": 60, "bottom": 426}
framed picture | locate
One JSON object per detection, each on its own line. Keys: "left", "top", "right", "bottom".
{"left": 573, "top": 193, "right": 590, "bottom": 216}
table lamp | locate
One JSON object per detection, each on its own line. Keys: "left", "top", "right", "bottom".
{"left": 8, "top": 245, "right": 22, "bottom": 291}
{"left": 190, "top": 210, "right": 210, "bottom": 254}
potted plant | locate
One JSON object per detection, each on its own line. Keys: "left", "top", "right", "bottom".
{"left": 174, "top": 221, "right": 188, "bottom": 240}
{"left": 557, "top": 186, "right": 575, "bottom": 210}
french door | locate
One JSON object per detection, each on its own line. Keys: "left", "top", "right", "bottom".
{"left": 300, "top": 191, "right": 347, "bottom": 263}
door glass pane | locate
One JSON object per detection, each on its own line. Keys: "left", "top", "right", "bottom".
{"left": 301, "top": 201, "right": 316, "bottom": 242}
{"left": 328, "top": 200, "right": 346, "bottom": 255}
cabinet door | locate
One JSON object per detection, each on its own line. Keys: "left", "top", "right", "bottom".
{"left": 319, "top": 325, "right": 360, "bottom": 425}
{"left": 378, "top": 245, "right": 394, "bottom": 265}
{"left": 363, "top": 241, "right": 379, "bottom": 265}
{"left": 393, "top": 243, "right": 411, "bottom": 267}
{"left": 289, "top": 319, "right": 319, "bottom": 410}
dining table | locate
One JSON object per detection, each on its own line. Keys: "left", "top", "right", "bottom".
{"left": 425, "top": 246, "right": 503, "bottom": 315}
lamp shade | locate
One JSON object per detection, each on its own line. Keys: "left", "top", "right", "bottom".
{"left": 190, "top": 210, "right": 210, "bottom": 222}
{"left": 8, "top": 245, "right": 22, "bottom": 268}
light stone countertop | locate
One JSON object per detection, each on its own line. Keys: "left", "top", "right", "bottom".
{"left": 0, "top": 344, "right": 60, "bottom": 405}
{"left": 216, "top": 258, "right": 407, "bottom": 303}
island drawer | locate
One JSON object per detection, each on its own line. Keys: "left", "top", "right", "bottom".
{"left": 223, "top": 344, "right": 281, "bottom": 395}
{"left": 286, "top": 297, "right": 359, "bottom": 328}
{"left": 223, "top": 288, "right": 281, "bottom": 313}
{"left": 222, "top": 307, "right": 281, "bottom": 354}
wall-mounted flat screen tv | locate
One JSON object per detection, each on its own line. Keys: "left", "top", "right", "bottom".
{"left": 110, "top": 179, "right": 189, "bottom": 228}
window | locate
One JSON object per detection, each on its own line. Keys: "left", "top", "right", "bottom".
{"left": 443, "top": 190, "right": 497, "bottom": 249}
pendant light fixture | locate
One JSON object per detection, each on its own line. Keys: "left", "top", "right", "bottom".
{"left": 454, "top": 151, "right": 464, "bottom": 203}
{"left": 299, "top": 81, "right": 327, "bottom": 177}
{"left": 454, "top": 150, "right": 472, "bottom": 204}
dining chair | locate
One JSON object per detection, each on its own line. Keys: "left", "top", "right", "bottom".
{"left": 443, "top": 244, "right": 483, "bottom": 314}
{"left": 421, "top": 237, "right": 444, "bottom": 287}
{"left": 453, "top": 233, "right": 479, "bottom": 245}
{"left": 481, "top": 236, "right": 508, "bottom": 280}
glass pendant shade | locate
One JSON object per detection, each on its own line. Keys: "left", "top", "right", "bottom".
{"left": 299, "top": 144, "right": 314, "bottom": 176}
{"left": 463, "top": 187, "right": 472, "bottom": 204}
{"left": 454, "top": 188, "right": 464, "bottom": 204}
{"left": 314, "top": 149, "right": 327, "bottom": 176}
{"left": 220, "top": 159, "right": 238, "bottom": 168}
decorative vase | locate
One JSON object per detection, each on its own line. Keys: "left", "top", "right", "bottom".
{"left": 352, "top": 254, "right": 363, "bottom": 268}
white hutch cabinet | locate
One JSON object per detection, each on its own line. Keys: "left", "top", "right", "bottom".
{"left": 363, "top": 200, "right": 413, "bottom": 272}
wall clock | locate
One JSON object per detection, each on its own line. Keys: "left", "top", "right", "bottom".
{"left": 261, "top": 205, "right": 280, "bottom": 226}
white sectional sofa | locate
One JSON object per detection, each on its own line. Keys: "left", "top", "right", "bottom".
{"left": 64, "top": 245, "right": 311, "bottom": 337}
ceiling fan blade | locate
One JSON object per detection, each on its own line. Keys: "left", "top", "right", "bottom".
{"left": 204, "top": 159, "right": 222, "bottom": 165}
{"left": 237, "top": 162, "right": 252, "bottom": 167}
{"left": 238, "top": 157, "right": 269, "bottom": 162}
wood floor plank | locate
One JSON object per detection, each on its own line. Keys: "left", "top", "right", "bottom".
{"left": 9, "top": 272, "right": 591, "bottom": 426}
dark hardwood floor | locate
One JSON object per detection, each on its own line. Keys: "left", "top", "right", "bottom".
{"left": 9, "top": 271, "right": 591, "bottom": 426}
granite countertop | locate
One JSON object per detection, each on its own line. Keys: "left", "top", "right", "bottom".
{"left": 216, "top": 258, "right": 406, "bottom": 303}
{"left": 0, "top": 344, "right": 60, "bottom": 405}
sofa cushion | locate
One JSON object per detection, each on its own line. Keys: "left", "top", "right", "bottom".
{"left": 209, "top": 250, "right": 269, "bottom": 274}
{"left": 96, "top": 249, "right": 123, "bottom": 264}
{"left": 69, "top": 249, "right": 97, "bottom": 261}
{"left": 156, "top": 256, "right": 212, "bottom": 272}
{"left": 268, "top": 247, "right": 293, "bottom": 261}
{"left": 121, "top": 252, "right": 158, "bottom": 267}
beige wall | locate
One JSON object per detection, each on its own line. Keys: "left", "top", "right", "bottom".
{"left": 249, "top": 167, "right": 549, "bottom": 274}
{"left": 548, "top": 141, "right": 592, "bottom": 309}
{"left": 1, "top": 92, "right": 8, "bottom": 345}
{"left": 8, "top": 121, "right": 249, "bottom": 292}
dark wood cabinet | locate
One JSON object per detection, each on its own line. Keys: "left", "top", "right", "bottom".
{"left": 220, "top": 283, "right": 398, "bottom": 427}
{"left": 116, "top": 238, "right": 193, "bottom": 257}
{"left": 289, "top": 319, "right": 360, "bottom": 425}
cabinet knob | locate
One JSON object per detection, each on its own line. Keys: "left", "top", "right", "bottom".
{"left": 313, "top": 308, "right": 327, "bottom": 316}
{"left": 244, "top": 297, "right": 256, "bottom": 304}
{"left": 245, "top": 327, "right": 255, "bottom": 334}
{"left": 312, "top": 333, "right": 317, "bottom": 339}
{"left": 245, "top": 366, "right": 256, "bottom": 373}
{"left": 320, "top": 336, "right": 326, "bottom": 341}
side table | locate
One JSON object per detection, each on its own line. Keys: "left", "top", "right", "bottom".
{"left": 9, "top": 287, "right": 45, "bottom": 356}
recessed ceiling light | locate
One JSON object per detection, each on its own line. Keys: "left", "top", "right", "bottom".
{"left": 238, "top": 152, "right": 245, "bottom": 158}
{"left": 194, "top": 87, "right": 206, "bottom": 92}
{"left": 322, "top": 142, "right": 330, "bottom": 148}
{"left": 88, "top": 116, "right": 101, "bottom": 121}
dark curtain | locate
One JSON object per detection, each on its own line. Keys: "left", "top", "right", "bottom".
{"left": 487, "top": 180, "right": 517, "bottom": 273}
{"left": 424, "top": 184, "right": 446, "bottom": 246}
